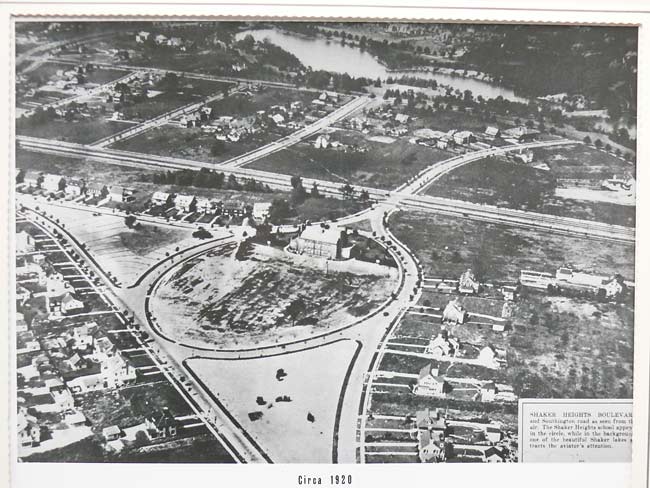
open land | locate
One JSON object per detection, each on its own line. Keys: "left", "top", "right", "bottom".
{"left": 389, "top": 210, "right": 635, "bottom": 282}
{"left": 185, "top": 338, "right": 359, "bottom": 462}
{"left": 151, "top": 244, "right": 396, "bottom": 348}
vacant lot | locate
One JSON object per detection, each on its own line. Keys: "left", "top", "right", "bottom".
{"left": 20, "top": 198, "right": 200, "bottom": 285}
{"left": 151, "top": 244, "right": 395, "bottom": 348}
{"left": 186, "top": 339, "right": 358, "bottom": 462}
{"left": 390, "top": 210, "right": 635, "bottom": 282}
{"left": 251, "top": 135, "right": 450, "bottom": 190}
{"left": 534, "top": 143, "right": 634, "bottom": 181}
{"left": 16, "top": 118, "right": 131, "bottom": 144}
{"left": 424, "top": 155, "right": 635, "bottom": 226}
{"left": 16, "top": 148, "right": 155, "bottom": 184}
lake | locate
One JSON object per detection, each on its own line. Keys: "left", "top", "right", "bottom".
{"left": 236, "top": 28, "right": 528, "bottom": 103}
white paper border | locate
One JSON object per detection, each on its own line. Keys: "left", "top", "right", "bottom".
{"left": 0, "top": 2, "right": 648, "bottom": 488}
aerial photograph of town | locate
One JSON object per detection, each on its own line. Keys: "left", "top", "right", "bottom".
{"left": 13, "top": 20, "right": 636, "bottom": 464}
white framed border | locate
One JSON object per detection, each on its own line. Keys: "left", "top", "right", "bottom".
{"left": 0, "top": 2, "right": 648, "bottom": 488}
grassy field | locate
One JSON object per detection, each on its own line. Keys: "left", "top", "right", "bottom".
{"left": 16, "top": 118, "right": 131, "bottom": 144}
{"left": 424, "top": 155, "right": 636, "bottom": 227}
{"left": 534, "top": 143, "right": 634, "bottom": 180}
{"left": 389, "top": 210, "right": 635, "bottom": 282}
{"left": 250, "top": 136, "right": 451, "bottom": 190}
{"left": 17, "top": 148, "right": 154, "bottom": 184}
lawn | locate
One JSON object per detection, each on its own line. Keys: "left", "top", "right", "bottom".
{"left": 389, "top": 210, "right": 635, "bottom": 283}
{"left": 424, "top": 155, "right": 636, "bottom": 227}
{"left": 250, "top": 136, "right": 451, "bottom": 190}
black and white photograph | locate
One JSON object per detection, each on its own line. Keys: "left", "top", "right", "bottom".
{"left": 8, "top": 14, "right": 640, "bottom": 471}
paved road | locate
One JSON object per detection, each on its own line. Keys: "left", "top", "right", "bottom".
{"left": 20, "top": 202, "right": 269, "bottom": 463}
{"left": 220, "top": 95, "right": 371, "bottom": 168}
{"left": 90, "top": 89, "right": 237, "bottom": 148}
{"left": 17, "top": 135, "right": 634, "bottom": 243}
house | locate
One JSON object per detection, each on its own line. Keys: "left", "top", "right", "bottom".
{"left": 221, "top": 200, "right": 246, "bottom": 217}
{"left": 135, "top": 31, "right": 150, "bottom": 43}
{"left": 501, "top": 285, "right": 517, "bottom": 301}
{"left": 145, "top": 408, "right": 179, "bottom": 439}
{"left": 270, "top": 113, "right": 285, "bottom": 125}
{"left": 175, "top": 194, "right": 197, "bottom": 213}
{"left": 103, "top": 425, "right": 122, "bottom": 441}
{"left": 71, "top": 322, "right": 97, "bottom": 351}
{"left": 16, "top": 230, "right": 35, "bottom": 253}
{"left": 426, "top": 330, "right": 460, "bottom": 357}
{"left": 395, "top": 113, "right": 409, "bottom": 124}
{"left": 453, "top": 131, "right": 475, "bottom": 145}
{"left": 60, "top": 293, "right": 84, "bottom": 314}
{"left": 109, "top": 185, "right": 126, "bottom": 203}
{"left": 480, "top": 382, "right": 498, "bottom": 402}
{"left": 442, "top": 299, "right": 467, "bottom": 324}
{"left": 17, "top": 408, "right": 40, "bottom": 446}
{"left": 418, "top": 429, "right": 444, "bottom": 463}
{"left": 42, "top": 174, "right": 65, "bottom": 193}
{"left": 289, "top": 225, "right": 350, "bottom": 260}
{"left": 513, "top": 149, "right": 534, "bottom": 164}
{"left": 438, "top": 134, "right": 454, "bottom": 149}
{"left": 485, "top": 447, "right": 506, "bottom": 462}
{"left": 46, "top": 272, "right": 70, "bottom": 297}
{"left": 151, "top": 191, "right": 173, "bottom": 207}
{"left": 86, "top": 182, "right": 108, "bottom": 199}
{"left": 195, "top": 197, "right": 214, "bottom": 213}
{"left": 252, "top": 202, "right": 272, "bottom": 221}
{"left": 16, "top": 285, "right": 32, "bottom": 305}
{"left": 459, "top": 268, "right": 480, "bottom": 294}
{"left": 520, "top": 269, "right": 555, "bottom": 290}
{"left": 314, "top": 134, "right": 330, "bottom": 149}
{"left": 504, "top": 126, "right": 540, "bottom": 142}
{"left": 22, "top": 171, "right": 42, "bottom": 189}
{"left": 168, "top": 37, "right": 183, "bottom": 47}
{"left": 64, "top": 410, "right": 87, "bottom": 427}
{"left": 485, "top": 426, "right": 502, "bottom": 444}
{"left": 485, "top": 126, "right": 500, "bottom": 139}
{"left": 414, "top": 362, "right": 450, "bottom": 398}
{"left": 16, "top": 312, "right": 28, "bottom": 332}
{"left": 415, "top": 408, "right": 448, "bottom": 435}
{"left": 478, "top": 345, "right": 507, "bottom": 369}
{"left": 64, "top": 350, "right": 136, "bottom": 394}
{"left": 65, "top": 179, "right": 85, "bottom": 197}
{"left": 154, "top": 34, "right": 168, "bottom": 45}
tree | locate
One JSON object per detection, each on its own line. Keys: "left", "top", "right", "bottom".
{"left": 310, "top": 182, "right": 321, "bottom": 198}
{"left": 124, "top": 215, "right": 137, "bottom": 228}
{"left": 594, "top": 139, "right": 603, "bottom": 149}
{"left": 359, "top": 189, "right": 370, "bottom": 202}
{"left": 583, "top": 135, "right": 592, "bottom": 144}
{"left": 227, "top": 174, "right": 241, "bottom": 190}
{"left": 286, "top": 297, "right": 306, "bottom": 326}
{"left": 268, "top": 198, "right": 292, "bottom": 223}
{"left": 340, "top": 183, "right": 354, "bottom": 199}
{"left": 290, "top": 175, "right": 307, "bottom": 205}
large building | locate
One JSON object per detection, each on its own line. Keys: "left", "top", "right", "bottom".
{"left": 289, "top": 225, "right": 351, "bottom": 259}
